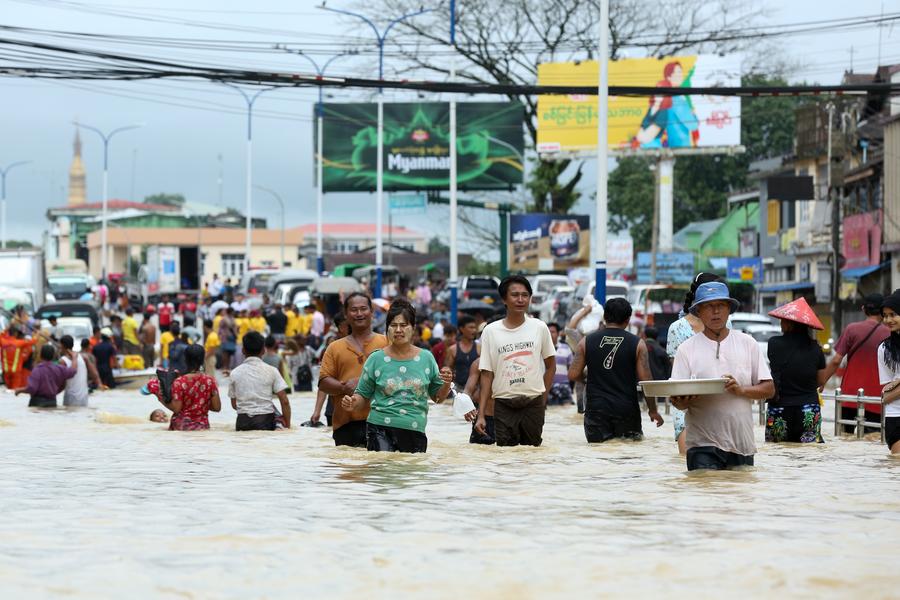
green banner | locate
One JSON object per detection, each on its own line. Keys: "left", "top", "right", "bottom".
{"left": 321, "top": 102, "right": 524, "bottom": 192}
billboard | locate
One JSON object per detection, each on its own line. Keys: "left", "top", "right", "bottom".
{"left": 636, "top": 252, "right": 695, "bottom": 284}
{"left": 726, "top": 257, "right": 763, "bottom": 284}
{"left": 536, "top": 55, "right": 741, "bottom": 154}
{"left": 509, "top": 214, "right": 590, "bottom": 271}
{"left": 322, "top": 102, "right": 524, "bottom": 192}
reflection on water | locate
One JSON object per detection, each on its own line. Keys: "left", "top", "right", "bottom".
{"left": 1, "top": 387, "right": 899, "bottom": 598}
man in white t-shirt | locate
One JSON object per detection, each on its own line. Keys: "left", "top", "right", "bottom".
{"left": 475, "top": 275, "right": 556, "bottom": 447}
{"left": 671, "top": 282, "right": 773, "bottom": 471}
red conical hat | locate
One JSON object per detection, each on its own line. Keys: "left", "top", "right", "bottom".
{"left": 768, "top": 297, "right": 824, "bottom": 330}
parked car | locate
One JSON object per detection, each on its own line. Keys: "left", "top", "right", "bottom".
{"left": 47, "top": 274, "right": 95, "bottom": 301}
{"left": 238, "top": 268, "right": 282, "bottom": 296}
{"left": 34, "top": 301, "right": 100, "bottom": 329}
{"left": 459, "top": 275, "right": 501, "bottom": 304}
{"left": 529, "top": 274, "right": 570, "bottom": 317}
{"left": 743, "top": 323, "right": 782, "bottom": 364}
{"left": 42, "top": 316, "right": 93, "bottom": 348}
{"left": 730, "top": 312, "right": 777, "bottom": 332}
{"left": 539, "top": 285, "right": 574, "bottom": 325}
{"left": 564, "top": 279, "right": 630, "bottom": 322}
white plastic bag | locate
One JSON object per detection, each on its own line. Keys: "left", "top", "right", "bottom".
{"left": 453, "top": 392, "right": 476, "bottom": 419}
{"left": 578, "top": 296, "right": 605, "bottom": 334}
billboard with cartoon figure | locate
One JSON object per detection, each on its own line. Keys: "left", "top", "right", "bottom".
{"left": 536, "top": 55, "right": 740, "bottom": 154}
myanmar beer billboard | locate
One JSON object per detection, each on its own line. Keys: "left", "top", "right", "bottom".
{"left": 536, "top": 55, "right": 740, "bottom": 154}
{"left": 321, "top": 102, "right": 525, "bottom": 192}
{"left": 509, "top": 214, "right": 590, "bottom": 272}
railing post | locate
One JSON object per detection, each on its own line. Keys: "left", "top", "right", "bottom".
{"left": 834, "top": 387, "right": 842, "bottom": 437}
{"left": 857, "top": 388, "right": 865, "bottom": 440}
{"left": 664, "top": 397, "right": 670, "bottom": 415}
{"left": 882, "top": 410, "right": 887, "bottom": 445}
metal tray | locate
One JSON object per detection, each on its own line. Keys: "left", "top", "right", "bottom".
{"left": 639, "top": 378, "right": 727, "bottom": 397}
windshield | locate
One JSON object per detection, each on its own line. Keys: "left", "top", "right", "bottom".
{"left": 536, "top": 280, "right": 566, "bottom": 293}
{"left": 58, "top": 322, "right": 92, "bottom": 339}
{"left": 466, "top": 279, "right": 497, "bottom": 290}
{"left": 247, "top": 273, "right": 276, "bottom": 291}
{"left": 37, "top": 306, "right": 96, "bottom": 320}
{"left": 48, "top": 278, "right": 91, "bottom": 295}
{"left": 607, "top": 285, "right": 628, "bottom": 298}
{"left": 750, "top": 329, "right": 780, "bottom": 343}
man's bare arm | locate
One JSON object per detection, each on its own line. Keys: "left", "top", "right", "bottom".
{"left": 568, "top": 338, "right": 587, "bottom": 383}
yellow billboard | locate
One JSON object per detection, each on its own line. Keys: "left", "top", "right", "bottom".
{"left": 536, "top": 55, "right": 740, "bottom": 154}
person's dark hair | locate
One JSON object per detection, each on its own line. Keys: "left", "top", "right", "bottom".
{"left": 604, "top": 297, "right": 633, "bottom": 325}
{"left": 40, "top": 344, "right": 56, "bottom": 361}
{"left": 343, "top": 291, "right": 372, "bottom": 312}
{"left": 444, "top": 324, "right": 458, "bottom": 336}
{"left": 125, "top": 308, "right": 133, "bottom": 316}
{"left": 203, "top": 319, "right": 213, "bottom": 330}
{"left": 644, "top": 326, "right": 659, "bottom": 340}
{"left": 265, "top": 335, "right": 277, "bottom": 349}
{"left": 863, "top": 293, "right": 885, "bottom": 316}
{"left": 180, "top": 332, "right": 189, "bottom": 342}
{"left": 683, "top": 272, "right": 723, "bottom": 312}
{"left": 60, "top": 335, "right": 74, "bottom": 350}
{"left": 547, "top": 322, "right": 560, "bottom": 333}
{"left": 386, "top": 298, "right": 416, "bottom": 329}
{"left": 333, "top": 312, "right": 347, "bottom": 327}
{"left": 458, "top": 315, "right": 476, "bottom": 329}
{"left": 499, "top": 275, "right": 532, "bottom": 299}
{"left": 184, "top": 344, "right": 205, "bottom": 373}
{"left": 242, "top": 331, "right": 265, "bottom": 357}
{"left": 880, "top": 291, "right": 900, "bottom": 371}
{"left": 80, "top": 338, "right": 91, "bottom": 350}
{"left": 170, "top": 322, "right": 181, "bottom": 336}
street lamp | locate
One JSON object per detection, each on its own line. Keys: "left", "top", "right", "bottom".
{"left": 277, "top": 47, "right": 357, "bottom": 275}
{"left": 75, "top": 121, "right": 142, "bottom": 280}
{"left": 594, "top": 0, "right": 609, "bottom": 305}
{"left": 221, "top": 83, "right": 279, "bottom": 277}
{"left": 319, "top": 4, "right": 434, "bottom": 298}
{"left": 254, "top": 185, "right": 285, "bottom": 269}
{"left": 0, "top": 160, "right": 32, "bottom": 249}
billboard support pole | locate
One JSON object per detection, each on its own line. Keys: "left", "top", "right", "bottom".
{"left": 659, "top": 155, "right": 674, "bottom": 253}
{"left": 650, "top": 160, "right": 660, "bottom": 282}
{"left": 376, "top": 96, "right": 384, "bottom": 298}
{"left": 500, "top": 209, "right": 509, "bottom": 278}
{"left": 594, "top": 0, "right": 609, "bottom": 305}
{"left": 449, "top": 3, "right": 459, "bottom": 325}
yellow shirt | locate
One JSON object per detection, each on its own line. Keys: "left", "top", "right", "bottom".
{"left": 160, "top": 331, "right": 175, "bottom": 359}
{"left": 249, "top": 316, "right": 267, "bottom": 334}
{"left": 204, "top": 330, "right": 221, "bottom": 353}
{"left": 212, "top": 314, "right": 223, "bottom": 335}
{"left": 421, "top": 326, "right": 432, "bottom": 342}
{"left": 298, "top": 313, "right": 313, "bottom": 335}
{"left": 285, "top": 310, "right": 300, "bottom": 337}
{"left": 122, "top": 316, "right": 140, "bottom": 346}
{"left": 235, "top": 318, "right": 250, "bottom": 343}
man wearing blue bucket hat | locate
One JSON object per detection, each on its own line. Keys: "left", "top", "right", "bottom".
{"left": 670, "top": 282, "right": 774, "bottom": 471}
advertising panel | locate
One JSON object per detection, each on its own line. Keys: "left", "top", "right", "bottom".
{"left": 508, "top": 214, "right": 590, "bottom": 272}
{"left": 842, "top": 210, "right": 882, "bottom": 269}
{"left": 726, "top": 257, "right": 763, "bottom": 284}
{"left": 636, "top": 252, "right": 695, "bottom": 283}
{"left": 322, "top": 102, "right": 524, "bottom": 192}
{"left": 536, "top": 55, "right": 741, "bottom": 154}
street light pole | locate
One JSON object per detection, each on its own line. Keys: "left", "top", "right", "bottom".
{"left": 255, "top": 185, "right": 285, "bottom": 268}
{"left": 0, "top": 160, "right": 31, "bottom": 249}
{"left": 278, "top": 48, "right": 356, "bottom": 275}
{"left": 594, "top": 0, "right": 609, "bottom": 305}
{"left": 319, "top": 4, "right": 433, "bottom": 298}
{"left": 222, "top": 84, "right": 279, "bottom": 277}
{"left": 76, "top": 122, "right": 141, "bottom": 280}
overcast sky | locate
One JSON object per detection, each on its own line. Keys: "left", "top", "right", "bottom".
{"left": 0, "top": 0, "right": 897, "bottom": 248}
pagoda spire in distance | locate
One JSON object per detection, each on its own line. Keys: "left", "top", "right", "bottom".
{"left": 67, "top": 124, "right": 87, "bottom": 206}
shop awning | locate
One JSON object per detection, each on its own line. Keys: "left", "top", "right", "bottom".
{"left": 758, "top": 281, "right": 815, "bottom": 293}
{"left": 841, "top": 261, "right": 888, "bottom": 280}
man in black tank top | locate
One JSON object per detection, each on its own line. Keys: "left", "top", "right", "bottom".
{"left": 568, "top": 298, "right": 663, "bottom": 442}
{"left": 445, "top": 315, "right": 480, "bottom": 388}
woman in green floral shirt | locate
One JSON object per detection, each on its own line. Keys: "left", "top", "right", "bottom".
{"left": 343, "top": 299, "right": 452, "bottom": 453}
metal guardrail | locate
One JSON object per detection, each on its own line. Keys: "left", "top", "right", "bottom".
{"left": 824, "top": 387, "right": 886, "bottom": 443}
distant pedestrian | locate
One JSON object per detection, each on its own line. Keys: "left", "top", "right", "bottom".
{"left": 547, "top": 323, "right": 574, "bottom": 406}
{"left": 59, "top": 335, "right": 104, "bottom": 406}
{"left": 139, "top": 310, "right": 157, "bottom": 368}
{"left": 157, "top": 295, "right": 175, "bottom": 333}
{"left": 92, "top": 328, "right": 117, "bottom": 389}
{"left": 122, "top": 308, "right": 141, "bottom": 355}
{"left": 475, "top": 276, "right": 556, "bottom": 447}
{"left": 14, "top": 344, "right": 76, "bottom": 408}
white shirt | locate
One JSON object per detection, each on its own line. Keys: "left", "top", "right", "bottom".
{"left": 61, "top": 353, "right": 89, "bottom": 407}
{"left": 432, "top": 322, "right": 444, "bottom": 339}
{"left": 231, "top": 300, "right": 249, "bottom": 312}
{"left": 877, "top": 344, "right": 900, "bottom": 417}
{"left": 479, "top": 316, "right": 556, "bottom": 399}
{"left": 209, "top": 279, "right": 223, "bottom": 296}
{"left": 228, "top": 356, "right": 288, "bottom": 416}
{"left": 310, "top": 311, "right": 325, "bottom": 337}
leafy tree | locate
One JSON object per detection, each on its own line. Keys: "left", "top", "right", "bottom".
{"left": 144, "top": 193, "right": 186, "bottom": 206}
{"left": 464, "top": 257, "right": 500, "bottom": 276}
{"left": 5, "top": 239, "right": 35, "bottom": 249}
{"left": 427, "top": 235, "right": 450, "bottom": 254}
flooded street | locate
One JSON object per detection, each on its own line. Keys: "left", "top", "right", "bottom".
{"left": 1, "top": 386, "right": 898, "bottom": 599}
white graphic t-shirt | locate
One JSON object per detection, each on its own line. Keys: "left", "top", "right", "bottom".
{"left": 479, "top": 317, "right": 556, "bottom": 399}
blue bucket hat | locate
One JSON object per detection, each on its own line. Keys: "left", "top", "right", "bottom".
{"left": 689, "top": 281, "right": 740, "bottom": 315}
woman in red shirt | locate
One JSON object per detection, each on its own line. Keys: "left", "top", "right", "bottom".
{"left": 147, "top": 344, "right": 221, "bottom": 430}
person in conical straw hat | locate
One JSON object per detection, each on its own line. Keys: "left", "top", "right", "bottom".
{"left": 765, "top": 297, "right": 827, "bottom": 444}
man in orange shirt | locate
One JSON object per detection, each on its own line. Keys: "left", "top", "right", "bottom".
{"left": 317, "top": 293, "right": 387, "bottom": 447}
{"left": 1, "top": 326, "right": 36, "bottom": 389}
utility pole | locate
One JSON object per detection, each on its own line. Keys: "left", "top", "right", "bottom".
{"left": 650, "top": 161, "right": 660, "bottom": 282}
{"left": 828, "top": 103, "right": 842, "bottom": 337}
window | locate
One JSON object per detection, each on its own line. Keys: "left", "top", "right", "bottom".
{"left": 200, "top": 252, "right": 207, "bottom": 277}
{"left": 221, "top": 253, "right": 245, "bottom": 278}
{"left": 780, "top": 200, "right": 796, "bottom": 229}
{"left": 332, "top": 241, "right": 360, "bottom": 254}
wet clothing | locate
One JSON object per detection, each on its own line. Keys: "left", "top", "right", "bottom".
{"left": 686, "top": 446, "right": 755, "bottom": 471}
{"left": 493, "top": 396, "right": 545, "bottom": 447}
{"left": 834, "top": 320, "right": 889, "bottom": 414}
{"left": 332, "top": 419, "right": 367, "bottom": 447}
{"left": 583, "top": 327, "right": 642, "bottom": 443}
{"left": 148, "top": 373, "right": 217, "bottom": 431}
{"left": 453, "top": 342, "right": 479, "bottom": 387}
{"left": 645, "top": 338, "right": 671, "bottom": 381}
{"left": 671, "top": 329, "right": 771, "bottom": 458}
{"left": 92, "top": 341, "right": 117, "bottom": 389}
{"left": 877, "top": 344, "right": 900, "bottom": 420}
{"left": 470, "top": 415, "right": 495, "bottom": 445}
{"left": 767, "top": 332, "right": 825, "bottom": 408}
{"left": 28, "top": 395, "right": 57, "bottom": 408}
{"left": 318, "top": 333, "right": 388, "bottom": 443}
{"left": 60, "top": 354, "right": 90, "bottom": 407}
{"left": 236, "top": 412, "right": 276, "bottom": 431}
{"left": 24, "top": 360, "right": 76, "bottom": 400}
{"left": 228, "top": 356, "right": 288, "bottom": 420}
{"left": 366, "top": 423, "right": 428, "bottom": 453}
{"left": 765, "top": 403, "right": 823, "bottom": 443}
{"left": 1, "top": 334, "right": 34, "bottom": 389}
{"left": 357, "top": 349, "right": 445, "bottom": 434}
{"left": 479, "top": 318, "right": 555, "bottom": 399}
{"left": 884, "top": 417, "right": 900, "bottom": 448}
{"left": 169, "top": 339, "right": 189, "bottom": 373}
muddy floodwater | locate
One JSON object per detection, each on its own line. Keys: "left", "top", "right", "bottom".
{"left": 1, "top": 385, "right": 898, "bottom": 599}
